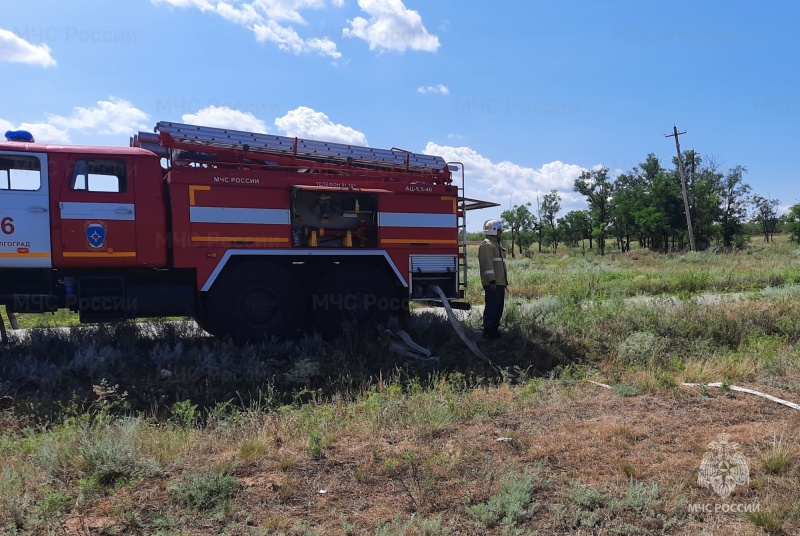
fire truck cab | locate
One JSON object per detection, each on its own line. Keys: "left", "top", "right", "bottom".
{"left": 0, "top": 124, "right": 497, "bottom": 342}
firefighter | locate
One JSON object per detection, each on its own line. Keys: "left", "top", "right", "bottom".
{"left": 478, "top": 219, "right": 508, "bottom": 339}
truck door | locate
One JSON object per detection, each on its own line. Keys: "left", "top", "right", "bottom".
{"left": 58, "top": 156, "right": 138, "bottom": 267}
{"left": 0, "top": 151, "right": 52, "bottom": 267}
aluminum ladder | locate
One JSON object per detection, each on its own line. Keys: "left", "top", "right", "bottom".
{"left": 151, "top": 121, "right": 447, "bottom": 174}
{"left": 450, "top": 162, "right": 469, "bottom": 296}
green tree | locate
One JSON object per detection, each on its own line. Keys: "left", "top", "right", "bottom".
{"left": 719, "top": 165, "right": 751, "bottom": 248}
{"left": 540, "top": 189, "right": 562, "bottom": 253}
{"left": 750, "top": 194, "right": 780, "bottom": 243}
{"left": 609, "top": 171, "right": 645, "bottom": 252}
{"left": 783, "top": 203, "right": 800, "bottom": 243}
{"left": 516, "top": 230, "right": 537, "bottom": 255}
{"left": 685, "top": 154, "right": 724, "bottom": 249}
{"left": 574, "top": 168, "right": 613, "bottom": 255}
{"left": 559, "top": 210, "right": 591, "bottom": 249}
{"left": 500, "top": 203, "right": 535, "bottom": 258}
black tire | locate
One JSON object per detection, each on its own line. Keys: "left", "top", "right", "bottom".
{"left": 193, "top": 297, "right": 217, "bottom": 336}
{"left": 205, "top": 262, "right": 304, "bottom": 342}
{"left": 311, "top": 264, "right": 401, "bottom": 339}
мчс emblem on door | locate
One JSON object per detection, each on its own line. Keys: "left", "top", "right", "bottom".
{"left": 85, "top": 221, "right": 107, "bottom": 249}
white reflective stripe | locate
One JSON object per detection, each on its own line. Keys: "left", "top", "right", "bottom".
{"left": 60, "top": 202, "right": 136, "bottom": 221}
{"left": 484, "top": 269, "right": 495, "bottom": 275}
{"left": 190, "top": 206, "right": 290, "bottom": 225}
{"left": 493, "top": 257, "right": 503, "bottom": 261}
{"left": 378, "top": 212, "right": 456, "bottom": 228}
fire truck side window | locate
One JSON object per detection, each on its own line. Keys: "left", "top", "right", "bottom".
{"left": 0, "top": 156, "right": 41, "bottom": 191}
{"left": 70, "top": 159, "right": 127, "bottom": 193}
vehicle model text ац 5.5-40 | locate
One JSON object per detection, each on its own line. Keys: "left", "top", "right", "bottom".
{"left": 0, "top": 124, "right": 497, "bottom": 342}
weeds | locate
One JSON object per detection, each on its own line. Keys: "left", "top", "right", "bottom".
{"left": 80, "top": 417, "right": 158, "bottom": 488}
{"left": 611, "top": 382, "right": 642, "bottom": 397}
{"left": 167, "top": 470, "right": 238, "bottom": 513}
{"left": 466, "top": 467, "right": 546, "bottom": 530}
{"left": 1, "top": 241, "right": 800, "bottom": 533}
{"left": 744, "top": 509, "right": 786, "bottom": 533}
{"left": 171, "top": 399, "right": 199, "bottom": 428}
{"left": 760, "top": 434, "right": 792, "bottom": 475}
{"left": 392, "top": 451, "right": 441, "bottom": 513}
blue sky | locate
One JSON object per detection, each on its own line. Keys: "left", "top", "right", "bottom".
{"left": 1, "top": 0, "right": 797, "bottom": 230}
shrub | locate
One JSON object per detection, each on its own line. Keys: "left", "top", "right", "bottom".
{"left": 80, "top": 418, "right": 158, "bottom": 487}
{"left": 617, "top": 332, "right": 669, "bottom": 367}
{"left": 466, "top": 470, "right": 543, "bottom": 528}
{"left": 168, "top": 471, "right": 238, "bottom": 512}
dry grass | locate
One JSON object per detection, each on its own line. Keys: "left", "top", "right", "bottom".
{"left": 2, "top": 239, "right": 800, "bottom": 533}
{"left": 2, "top": 372, "right": 799, "bottom": 534}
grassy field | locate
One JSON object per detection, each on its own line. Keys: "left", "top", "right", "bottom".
{"left": 1, "top": 237, "right": 800, "bottom": 534}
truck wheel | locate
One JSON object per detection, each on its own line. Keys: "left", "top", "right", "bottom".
{"left": 193, "top": 299, "right": 217, "bottom": 336}
{"left": 312, "top": 264, "right": 400, "bottom": 339}
{"left": 207, "top": 263, "right": 304, "bottom": 342}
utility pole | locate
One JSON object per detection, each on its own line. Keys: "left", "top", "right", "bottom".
{"left": 665, "top": 125, "right": 696, "bottom": 251}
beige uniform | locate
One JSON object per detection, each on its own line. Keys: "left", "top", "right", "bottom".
{"left": 478, "top": 236, "right": 508, "bottom": 286}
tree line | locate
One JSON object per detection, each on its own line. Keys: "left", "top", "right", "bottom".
{"left": 484, "top": 151, "right": 791, "bottom": 257}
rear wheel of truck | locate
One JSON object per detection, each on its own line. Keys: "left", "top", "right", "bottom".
{"left": 206, "top": 262, "right": 304, "bottom": 343}
{"left": 311, "top": 264, "right": 401, "bottom": 339}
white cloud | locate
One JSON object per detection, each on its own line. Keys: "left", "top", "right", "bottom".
{"left": 424, "top": 142, "right": 589, "bottom": 225}
{"left": 252, "top": 21, "right": 341, "bottom": 58}
{"left": 250, "top": 0, "right": 327, "bottom": 23}
{"left": 151, "top": 0, "right": 214, "bottom": 8}
{"left": 18, "top": 123, "right": 71, "bottom": 144}
{"left": 215, "top": 2, "right": 262, "bottom": 24}
{"left": 151, "top": 0, "right": 342, "bottom": 59}
{"left": 1, "top": 118, "right": 70, "bottom": 144}
{"left": 3, "top": 117, "right": 59, "bottom": 144}
{"left": 343, "top": 0, "right": 439, "bottom": 52}
{"left": 2, "top": 97, "right": 148, "bottom": 144}
{"left": 417, "top": 84, "right": 449, "bottom": 95}
{"left": 274, "top": 106, "right": 367, "bottom": 145}
{"left": 48, "top": 97, "right": 149, "bottom": 135}
{"left": 182, "top": 105, "right": 269, "bottom": 132}
{"left": 0, "top": 28, "right": 56, "bottom": 67}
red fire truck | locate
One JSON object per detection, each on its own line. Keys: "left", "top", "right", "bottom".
{"left": 0, "top": 123, "right": 496, "bottom": 341}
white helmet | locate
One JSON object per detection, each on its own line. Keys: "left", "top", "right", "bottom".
{"left": 483, "top": 219, "right": 504, "bottom": 236}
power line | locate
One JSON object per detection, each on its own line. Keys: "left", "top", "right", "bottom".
{"left": 665, "top": 125, "right": 696, "bottom": 252}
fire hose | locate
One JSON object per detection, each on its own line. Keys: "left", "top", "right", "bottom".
{"left": 588, "top": 379, "right": 800, "bottom": 411}
{"left": 385, "top": 286, "right": 500, "bottom": 374}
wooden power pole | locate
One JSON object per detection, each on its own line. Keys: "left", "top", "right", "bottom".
{"left": 665, "top": 125, "right": 696, "bottom": 252}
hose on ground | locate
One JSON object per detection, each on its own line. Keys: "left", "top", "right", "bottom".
{"left": 588, "top": 379, "right": 800, "bottom": 411}
{"left": 430, "top": 285, "right": 502, "bottom": 374}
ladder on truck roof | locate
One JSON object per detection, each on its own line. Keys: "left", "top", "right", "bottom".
{"left": 143, "top": 121, "right": 449, "bottom": 179}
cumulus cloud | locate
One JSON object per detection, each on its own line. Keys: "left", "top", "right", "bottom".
{"left": 275, "top": 106, "right": 367, "bottom": 145}
{"left": 252, "top": 21, "right": 340, "bottom": 57}
{"left": 417, "top": 84, "right": 449, "bottom": 95}
{"left": 0, "top": 28, "right": 57, "bottom": 67}
{"left": 182, "top": 105, "right": 269, "bottom": 132}
{"left": 343, "top": 0, "right": 440, "bottom": 52}
{"left": 2, "top": 97, "right": 148, "bottom": 144}
{"left": 48, "top": 97, "right": 150, "bottom": 135}
{"left": 151, "top": 0, "right": 342, "bottom": 59}
{"left": 424, "top": 142, "right": 589, "bottom": 225}
{"left": 0, "top": 119, "right": 70, "bottom": 144}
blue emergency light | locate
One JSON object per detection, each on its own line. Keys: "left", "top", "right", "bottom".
{"left": 4, "top": 130, "right": 35, "bottom": 143}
